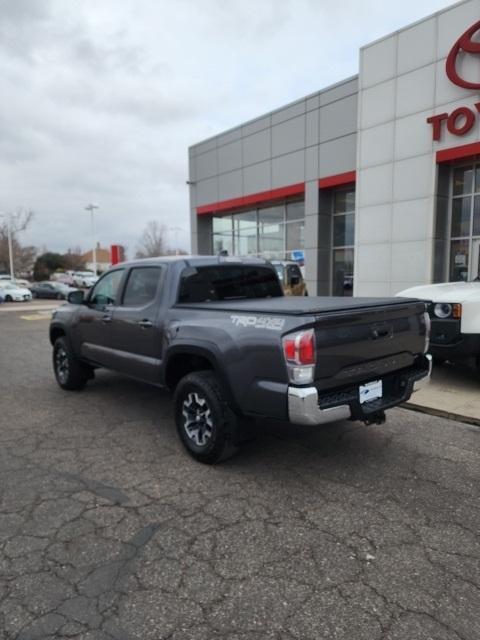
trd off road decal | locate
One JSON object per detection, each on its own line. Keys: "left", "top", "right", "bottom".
{"left": 230, "top": 314, "right": 285, "bottom": 331}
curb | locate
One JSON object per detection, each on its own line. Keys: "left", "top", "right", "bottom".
{"left": 403, "top": 402, "right": 480, "bottom": 428}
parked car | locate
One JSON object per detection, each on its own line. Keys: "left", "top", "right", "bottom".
{"left": 31, "top": 281, "right": 78, "bottom": 300}
{"left": 0, "top": 278, "right": 31, "bottom": 289}
{"left": 50, "top": 256, "right": 431, "bottom": 464}
{"left": 72, "top": 271, "right": 98, "bottom": 288}
{"left": 1, "top": 283, "right": 32, "bottom": 302}
{"left": 397, "top": 281, "right": 480, "bottom": 372}
{"left": 51, "top": 272, "right": 76, "bottom": 286}
{"left": 271, "top": 260, "right": 308, "bottom": 296}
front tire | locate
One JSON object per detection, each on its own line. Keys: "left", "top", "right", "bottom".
{"left": 53, "top": 336, "right": 91, "bottom": 390}
{"left": 173, "top": 371, "right": 239, "bottom": 464}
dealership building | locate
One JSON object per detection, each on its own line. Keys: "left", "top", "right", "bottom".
{"left": 188, "top": 0, "right": 480, "bottom": 296}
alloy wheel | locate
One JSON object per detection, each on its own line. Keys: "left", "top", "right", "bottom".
{"left": 55, "top": 346, "right": 69, "bottom": 384}
{"left": 181, "top": 392, "right": 213, "bottom": 446}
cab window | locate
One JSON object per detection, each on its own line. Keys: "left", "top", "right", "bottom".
{"left": 122, "top": 267, "right": 162, "bottom": 306}
{"left": 89, "top": 270, "right": 124, "bottom": 307}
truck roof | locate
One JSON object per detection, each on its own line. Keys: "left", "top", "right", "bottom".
{"left": 116, "top": 255, "right": 272, "bottom": 268}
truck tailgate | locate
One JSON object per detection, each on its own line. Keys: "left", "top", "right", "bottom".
{"left": 312, "top": 301, "right": 427, "bottom": 391}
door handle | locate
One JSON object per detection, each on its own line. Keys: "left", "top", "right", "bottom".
{"left": 102, "top": 315, "right": 112, "bottom": 324}
{"left": 138, "top": 319, "right": 153, "bottom": 329}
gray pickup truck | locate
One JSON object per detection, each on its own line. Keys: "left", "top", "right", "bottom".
{"left": 50, "top": 256, "right": 431, "bottom": 463}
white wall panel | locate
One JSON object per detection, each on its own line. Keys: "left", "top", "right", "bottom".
{"left": 396, "top": 64, "right": 436, "bottom": 118}
{"left": 359, "top": 122, "right": 394, "bottom": 167}
{"left": 357, "top": 204, "right": 392, "bottom": 244}
{"left": 393, "top": 155, "right": 433, "bottom": 202}
{"left": 391, "top": 240, "right": 430, "bottom": 282}
{"left": 392, "top": 199, "right": 432, "bottom": 242}
{"left": 394, "top": 111, "right": 434, "bottom": 160}
{"left": 358, "top": 164, "right": 393, "bottom": 207}
{"left": 397, "top": 18, "right": 436, "bottom": 75}
{"left": 361, "top": 37, "right": 397, "bottom": 88}
{"left": 360, "top": 80, "right": 396, "bottom": 129}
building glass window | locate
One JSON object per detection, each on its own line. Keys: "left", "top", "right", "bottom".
{"left": 210, "top": 200, "right": 305, "bottom": 262}
{"left": 332, "top": 187, "right": 355, "bottom": 296}
{"left": 212, "top": 215, "right": 233, "bottom": 255}
{"left": 449, "top": 162, "right": 480, "bottom": 281}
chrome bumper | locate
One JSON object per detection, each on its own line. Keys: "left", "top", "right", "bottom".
{"left": 288, "top": 386, "right": 350, "bottom": 426}
{"left": 412, "top": 354, "right": 432, "bottom": 392}
{"left": 288, "top": 354, "right": 433, "bottom": 426}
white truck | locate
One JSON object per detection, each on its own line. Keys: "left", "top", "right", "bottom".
{"left": 397, "top": 281, "right": 480, "bottom": 372}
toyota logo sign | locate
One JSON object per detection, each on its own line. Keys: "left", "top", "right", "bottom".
{"left": 446, "top": 19, "right": 480, "bottom": 89}
{"left": 427, "top": 20, "right": 480, "bottom": 141}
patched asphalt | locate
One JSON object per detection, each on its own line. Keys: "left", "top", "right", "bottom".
{"left": 0, "top": 310, "right": 479, "bottom": 639}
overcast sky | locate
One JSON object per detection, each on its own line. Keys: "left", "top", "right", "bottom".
{"left": 1, "top": 0, "right": 454, "bottom": 257}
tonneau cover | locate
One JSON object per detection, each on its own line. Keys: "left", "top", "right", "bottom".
{"left": 175, "top": 296, "right": 422, "bottom": 316}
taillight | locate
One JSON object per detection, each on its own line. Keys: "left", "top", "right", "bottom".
{"left": 282, "top": 329, "right": 316, "bottom": 384}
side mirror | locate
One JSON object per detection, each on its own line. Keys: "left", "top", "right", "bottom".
{"left": 67, "top": 290, "right": 85, "bottom": 305}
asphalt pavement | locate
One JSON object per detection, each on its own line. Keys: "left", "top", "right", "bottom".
{"left": 1, "top": 308, "right": 479, "bottom": 640}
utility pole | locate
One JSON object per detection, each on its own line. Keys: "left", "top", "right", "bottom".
{"left": 85, "top": 204, "right": 99, "bottom": 276}
{"left": 170, "top": 226, "right": 183, "bottom": 256}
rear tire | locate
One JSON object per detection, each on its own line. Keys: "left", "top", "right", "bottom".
{"left": 174, "top": 371, "right": 239, "bottom": 464}
{"left": 53, "top": 336, "right": 91, "bottom": 390}
{"left": 5, "top": 295, "right": 12, "bottom": 302}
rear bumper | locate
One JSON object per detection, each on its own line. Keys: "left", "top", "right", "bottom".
{"left": 288, "top": 354, "right": 432, "bottom": 426}
{"left": 288, "top": 387, "right": 351, "bottom": 425}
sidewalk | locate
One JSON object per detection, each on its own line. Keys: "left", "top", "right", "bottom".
{"left": 405, "top": 361, "right": 480, "bottom": 426}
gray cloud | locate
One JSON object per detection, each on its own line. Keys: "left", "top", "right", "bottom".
{"left": 0, "top": 0, "right": 453, "bottom": 257}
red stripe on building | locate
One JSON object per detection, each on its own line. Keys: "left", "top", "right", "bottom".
{"left": 196, "top": 182, "right": 305, "bottom": 215}
{"left": 318, "top": 170, "right": 356, "bottom": 189}
{"left": 436, "top": 141, "right": 480, "bottom": 163}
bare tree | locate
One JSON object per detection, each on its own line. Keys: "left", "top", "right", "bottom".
{"left": 135, "top": 221, "right": 168, "bottom": 258}
{"left": 63, "top": 247, "right": 86, "bottom": 271}
{"left": 0, "top": 209, "right": 36, "bottom": 276}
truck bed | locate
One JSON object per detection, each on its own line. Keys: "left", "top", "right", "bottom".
{"left": 175, "top": 296, "right": 422, "bottom": 316}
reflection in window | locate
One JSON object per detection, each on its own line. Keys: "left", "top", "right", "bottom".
{"left": 210, "top": 201, "right": 305, "bottom": 261}
{"left": 473, "top": 196, "right": 480, "bottom": 237}
{"left": 453, "top": 166, "right": 473, "bottom": 196}
{"left": 90, "top": 270, "right": 124, "bottom": 306}
{"left": 449, "top": 240, "right": 469, "bottom": 282}
{"left": 449, "top": 161, "right": 480, "bottom": 281}
{"left": 333, "top": 249, "right": 354, "bottom": 296}
{"left": 123, "top": 267, "right": 161, "bottom": 306}
{"left": 332, "top": 188, "right": 355, "bottom": 296}
{"left": 451, "top": 198, "right": 471, "bottom": 238}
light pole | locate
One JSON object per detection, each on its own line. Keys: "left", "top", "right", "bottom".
{"left": 85, "top": 204, "right": 99, "bottom": 276}
{"left": 169, "top": 226, "right": 184, "bottom": 256}
{"left": 0, "top": 213, "right": 14, "bottom": 280}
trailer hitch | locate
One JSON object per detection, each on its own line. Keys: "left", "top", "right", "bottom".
{"left": 363, "top": 410, "right": 386, "bottom": 426}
